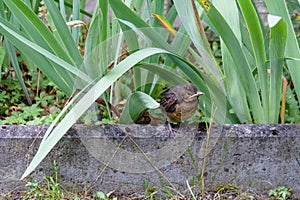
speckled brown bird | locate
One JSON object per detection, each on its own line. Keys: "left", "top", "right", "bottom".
{"left": 160, "top": 84, "right": 204, "bottom": 123}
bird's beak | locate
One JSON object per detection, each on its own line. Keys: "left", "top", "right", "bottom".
{"left": 189, "top": 91, "right": 204, "bottom": 98}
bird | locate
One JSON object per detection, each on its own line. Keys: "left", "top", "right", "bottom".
{"left": 160, "top": 84, "right": 204, "bottom": 128}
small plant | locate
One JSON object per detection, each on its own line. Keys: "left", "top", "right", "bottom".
{"left": 95, "top": 192, "right": 109, "bottom": 200}
{"left": 95, "top": 191, "right": 118, "bottom": 200}
{"left": 143, "top": 180, "right": 158, "bottom": 200}
{"left": 0, "top": 80, "right": 65, "bottom": 125}
{"left": 34, "top": 91, "right": 54, "bottom": 106}
{"left": 269, "top": 186, "right": 291, "bottom": 200}
{"left": 214, "top": 184, "right": 239, "bottom": 195}
{"left": 43, "top": 160, "right": 63, "bottom": 199}
{"left": 24, "top": 160, "right": 64, "bottom": 199}
{"left": 25, "top": 180, "right": 44, "bottom": 199}
{"left": 2, "top": 103, "right": 43, "bottom": 124}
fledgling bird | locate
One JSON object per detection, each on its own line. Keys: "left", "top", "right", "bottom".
{"left": 160, "top": 84, "right": 204, "bottom": 127}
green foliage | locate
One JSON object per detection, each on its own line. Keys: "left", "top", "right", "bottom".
{"left": 0, "top": 90, "right": 9, "bottom": 114}
{"left": 285, "top": 87, "right": 300, "bottom": 123}
{"left": 25, "top": 180, "right": 44, "bottom": 199}
{"left": 0, "top": 79, "right": 64, "bottom": 124}
{"left": 287, "top": 0, "right": 300, "bottom": 44}
{"left": 95, "top": 192, "right": 108, "bottom": 200}
{"left": 0, "top": 80, "right": 64, "bottom": 124}
{"left": 10, "top": 91, "right": 24, "bottom": 104}
{"left": 119, "top": 91, "right": 160, "bottom": 123}
{"left": 34, "top": 91, "right": 54, "bottom": 106}
{"left": 20, "top": 104, "right": 44, "bottom": 119}
{"left": 1, "top": 104, "right": 61, "bottom": 125}
{"left": 24, "top": 161, "right": 63, "bottom": 200}
{"left": 95, "top": 191, "right": 117, "bottom": 200}
{"left": 0, "top": 0, "right": 88, "bottom": 96}
{"left": 0, "top": 0, "right": 298, "bottom": 181}
{"left": 82, "top": 110, "right": 98, "bottom": 125}
{"left": 269, "top": 186, "right": 292, "bottom": 200}
{"left": 22, "top": 160, "right": 119, "bottom": 200}
{"left": 0, "top": 46, "right": 5, "bottom": 80}
{"left": 2, "top": 111, "right": 27, "bottom": 124}
{"left": 0, "top": 90, "right": 9, "bottom": 100}
{"left": 143, "top": 180, "right": 158, "bottom": 200}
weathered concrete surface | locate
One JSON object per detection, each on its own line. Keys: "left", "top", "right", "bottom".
{"left": 0, "top": 124, "right": 300, "bottom": 197}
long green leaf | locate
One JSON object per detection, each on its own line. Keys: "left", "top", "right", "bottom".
{"left": 0, "top": 19, "right": 71, "bottom": 94}
{"left": 59, "top": 0, "right": 66, "bottom": 21}
{"left": 111, "top": 0, "right": 230, "bottom": 123}
{"left": 44, "top": 0, "right": 83, "bottom": 68}
{"left": 174, "top": 0, "right": 216, "bottom": 71}
{"left": 4, "top": 40, "right": 32, "bottom": 105}
{"left": 98, "top": 0, "right": 109, "bottom": 76}
{"left": 84, "top": 11, "right": 102, "bottom": 78}
{"left": 0, "top": 19, "right": 91, "bottom": 86}
{"left": 21, "top": 47, "right": 170, "bottom": 179}
{"left": 237, "top": 0, "right": 268, "bottom": 122}
{"left": 71, "top": 0, "right": 80, "bottom": 44}
{"left": 119, "top": 91, "right": 160, "bottom": 124}
{"left": 199, "top": 0, "right": 263, "bottom": 123}
{"left": 265, "top": 0, "right": 300, "bottom": 101}
{"left": 54, "top": 0, "right": 92, "bottom": 18}
{"left": 137, "top": 64, "right": 188, "bottom": 86}
{"left": 0, "top": 2, "right": 32, "bottom": 105}
{"left": 213, "top": 0, "right": 250, "bottom": 123}
{"left": 109, "top": 0, "right": 174, "bottom": 52}
{"left": 21, "top": 46, "right": 229, "bottom": 179}
{"left": 4, "top": 0, "right": 75, "bottom": 65}
{"left": 268, "top": 15, "right": 287, "bottom": 123}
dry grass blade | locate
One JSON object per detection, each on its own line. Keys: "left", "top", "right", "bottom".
{"left": 127, "top": 135, "right": 182, "bottom": 197}
{"left": 201, "top": 104, "right": 217, "bottom": 198}
{"left": 87, "top": 135, "right": 128, "bottom": 193}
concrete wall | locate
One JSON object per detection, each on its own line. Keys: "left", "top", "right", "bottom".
{"left": 0, "top": 124, "right": 300, "bottom": 197}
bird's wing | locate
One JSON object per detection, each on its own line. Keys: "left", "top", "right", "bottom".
{"left": 160, "top": 91, "right": 178, "bottom": 112}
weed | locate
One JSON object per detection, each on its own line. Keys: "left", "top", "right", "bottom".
{"left": 21, "top": 160, "right": 121, "bottom": 200}
{"left": 20, "top": 104, "right": 44, "bottom": 119}
{"left": 0, "top": 81, "right": 65, "bottom": 125}
{"left": 210, "top": 127, "right": 233, "bottom": 185}
{"left": 269, "top": 186, "right": 292, "bottom": 200}
{"left": 3, "top": 111, "right": 27, "bottom": 124}
{"left": 44, "top": 160, "right": 63, "bottom": 199}
{"left": 2, "top": 103, "right": 44, "bottom": 124}
{"left": 96, "top": 191, "right": 108, "bottom": 200}
{"left": 95, "top": 191, "right": 118, "bottom": 200}
{"left": 214, "top": 184, "right": 239, "bottom": 195}
{"left": 24, "top": 161, "right": 63, "bottom": 199}
{"left": 0, "top": 90, "right": 9, "bottom": 101}
{"left": 34, "top": 91, "right": 54, "bottom": 106}
{"left": 285, "top": 87, "right": 300, "bottom": 123}
{"left": 25, "top": 180, "right": 44, "bottom": 199}
{"left": 10, "top": 91, "right": 24, "bottom": 104}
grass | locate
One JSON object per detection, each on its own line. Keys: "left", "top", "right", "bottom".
{"left": 0, "top": 181, "right": 290, "bottom": 200}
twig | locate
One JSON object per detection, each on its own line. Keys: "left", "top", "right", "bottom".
{"left": 281, "top": 75, "right": 288, "bottom": 124}
{"left": 36, "top": 68, "right": 41, "bottom": 98}
{"left": 127, "top": 136, "right": 183, "bottom": 197}
{"left": 87, "top": 135, "right": 128, "bottom": 193}
{"left": 201, "top": 105, "right": 217, "bottom": 198}
{"left": 25, "top": 125, "right": 46, "bottom": 168}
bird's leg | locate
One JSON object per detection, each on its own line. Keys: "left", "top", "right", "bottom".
{"left": 166, "top": 120, "right": 180, "bottom": 138}
{"left": 167, "top": 121, "right": 174, "bottom": 137}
